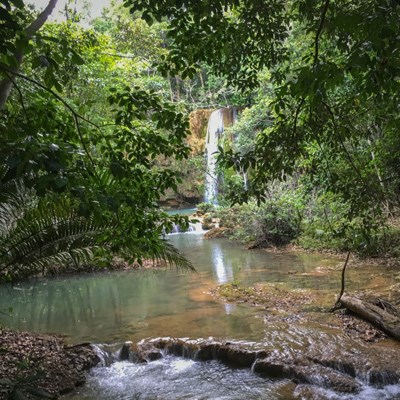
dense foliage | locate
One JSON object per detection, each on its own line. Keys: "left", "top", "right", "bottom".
{"left": 130, "top": 0, "right": 400, "bottom": 254}
{"left": 2, "top": 0, "right": 400, "bottom": 281}
{"left": 0, "top": 0, "right": 198, "bottom": 280}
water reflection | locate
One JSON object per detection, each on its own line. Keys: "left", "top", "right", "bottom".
{"left": 209, "top": 240, "right": 237, "bottom": 315}
{"left": 0, "top": 235, "right": 394, "bottom": 344}
{"left": 211, "top": 242, "right": 233, "bottom": 284}
{"left": 223, "top": 303, "right": 237, "bottom": 315}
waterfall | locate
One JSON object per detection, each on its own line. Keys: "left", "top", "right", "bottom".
{"left": 204, "top": 107, "right": 242, "bottom": 204}
{"left": 242, "top": 169, "right": 248, "bottom": 191}
{"left": 169, "top": 222, "right": 205, "bottom": 234}
{"left": 92, "top": 342, "right": 132, "bottom": 366}
{"left": 204, "top": 109, "right": 224, "bottom": 204}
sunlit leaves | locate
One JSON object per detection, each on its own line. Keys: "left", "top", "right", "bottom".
{"left": 126, "top": 0, "right": 289, "bottom": 90}
{"left": 0, "top": 4, "right": 195, "bottom": 272}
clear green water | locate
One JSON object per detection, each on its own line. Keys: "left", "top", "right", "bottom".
{"left": 0, "top": 235, "right": 342, "bottom": 343}
{"left": 166, "top": 208, "right": 196, "bottom": 216}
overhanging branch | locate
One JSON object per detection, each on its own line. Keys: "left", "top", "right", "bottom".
{"left": 0, "top": 66, "right": 100, "bottom": 180}
{"left": 0, "top": 0, "right": 59, "bottom": 110}
{"left": 314, "top": 0, "right": 330, "bottom": 66}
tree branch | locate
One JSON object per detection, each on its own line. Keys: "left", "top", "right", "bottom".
{"left": 330, "top": 251, "right": 350, "bottom": 311}
{"left": 0, "top": 66, "right": 100, "bottom": 179}
{"left": 314, "top": 0, "right": 330, "bottom": 66}
{"left": 0, "top": 0, "right": 59, "bottom": 109}
{"left": 293, "top": 97, "right": 305, "bottom": 135}
{"left": 25, "top": 0, "right": 59, "bottom": 39}
{"left": 3, "top": 71, "right": 30, "bottom": 123}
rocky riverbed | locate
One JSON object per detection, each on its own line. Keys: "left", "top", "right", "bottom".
{"left": 133, "top": 336, "right": 400, "bottom": 397}
{"left": 210, "top": 282, "right": 389, "bottom": 343}
{"left": 0, "top": 328, "right": 99, "bottom": 399}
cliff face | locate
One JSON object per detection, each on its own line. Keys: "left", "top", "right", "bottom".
{"left": 188, "top": 109, "right": 213, "bottom": 154}
{"left": 160, "top": 107, "right": 239, "bottom": 208}
{"left": 188, "top": 108, "right": 237, "bottom": 154}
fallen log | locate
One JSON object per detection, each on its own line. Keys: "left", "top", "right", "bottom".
{"left": 340, "top": 294, "right": 400, "bottom": 341}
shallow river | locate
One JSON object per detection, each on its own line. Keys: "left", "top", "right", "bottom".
{"left": 1, "top": 233, "right": 400, "bottom": 399}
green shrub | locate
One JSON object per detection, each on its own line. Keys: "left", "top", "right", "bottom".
{"left": 216, "top": 191, "right": 304, "bottom": 246}
{"left": 196, "top": 202, "right": 215, "bottom": 215}
{"left": 298, "top": 192, "right": 384, "bottom": 254}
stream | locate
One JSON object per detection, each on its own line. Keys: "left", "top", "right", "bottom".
{"left": 1, "top": 233, "right": 400, "bottom": 399}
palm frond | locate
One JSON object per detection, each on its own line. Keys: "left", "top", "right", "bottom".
{"left": 0, "top": 196, "right": 114, "bottom": 281}
{"left": 145, "top": 239, "right": 195, "bottom": 272}
{"left": 0, "top": 169, "right": 194, "bottom": 281}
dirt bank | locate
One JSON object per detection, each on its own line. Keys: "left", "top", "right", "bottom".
{"left": 0, "top": 328, "right": 99, "bottom": 399}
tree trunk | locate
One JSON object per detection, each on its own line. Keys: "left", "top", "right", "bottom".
{"left": 340, "top": 294, "right": 400, "bottom": 341}
{"left": 0, "top": 0, "right": 59, "bottom": 109}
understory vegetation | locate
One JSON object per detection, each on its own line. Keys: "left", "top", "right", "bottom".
{"left": 204, "top": 192, "right": 400, "bottom": 257}
{"left": 1, "top": 0, "right": 400, "bottom": 285}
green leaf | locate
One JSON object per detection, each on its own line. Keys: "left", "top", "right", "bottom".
{"left": 54, "top": 176, "right": 68, "bottom": 188}
{"left": 9, "top": 0, "right": 24, "bottom": 8}
{"left": 71, "top": 52, "right": 85, "bottom": 65}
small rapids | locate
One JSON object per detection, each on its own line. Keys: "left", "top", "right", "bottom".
{"left": 66, "top": 344, "right": 400, "bottom": 400}
{"left": 168, "top": 221, "right": 205, "bottom": 235}
{"left": 293, "top": 385, "right": 400, "bottom": 399}
{"left": 68, "top": 356, "right": 289, "bottom": 400}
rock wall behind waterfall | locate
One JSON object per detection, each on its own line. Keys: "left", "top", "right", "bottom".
{"left": 188, "top": 109, "right": 214, "bottom": 154}
{"left": 187, "top": 108, "right": 238, "bottom": 155}
{"left": 160, "top": 107, "right": 239, "bottom": 208}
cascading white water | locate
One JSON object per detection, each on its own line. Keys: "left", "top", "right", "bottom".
{"left": 205, "top": 109, "right": 224, "bottom": 204}
{"left": 169, "top": 221, "right": 205, "bottom": 234}
{"left": 204, "top": 107, "right": 245, "bottom": 203}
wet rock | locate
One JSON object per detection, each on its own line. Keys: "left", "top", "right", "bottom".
{"left": 168, "top": 341, "right": 186, "bottom": 357}
{"left": 118, "top": 342, "right": 132, "bottom": 361}
{"left": 292, "top": 365, "right": 359, "bottom": 393}
{"left": 195, "top": 344, "right": 216, "bottom": 361}
{"left": 294, "top": 385, "right": 332, "bottom": 400}
{"left": 214, "top": 345, "right": 256, "bottom": 367}
{"left": 306, "top": 356, "right": 356, "bottom": 377}
{"left": 135, "top": 341, "right": 163, "bottom": 362}
{"left": 136, "top": 337, "right": 269, "bottom": 368}
{"left": 303, "top": 327, "right": 400, "bottom": 389}
{"left": 254, "top": 358, "right": 359, "bottom": 393}
{"left": 133, "top": 337, "right": 400, "bottom": 396}
{"left": 253, "top": 358, "right": 288, "bottom": 378}
{"left": 367, "top": 368, "right": 400, "bottom": 386}
{"left": 147, "top": 351, "right": 163, "bottom": 361}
